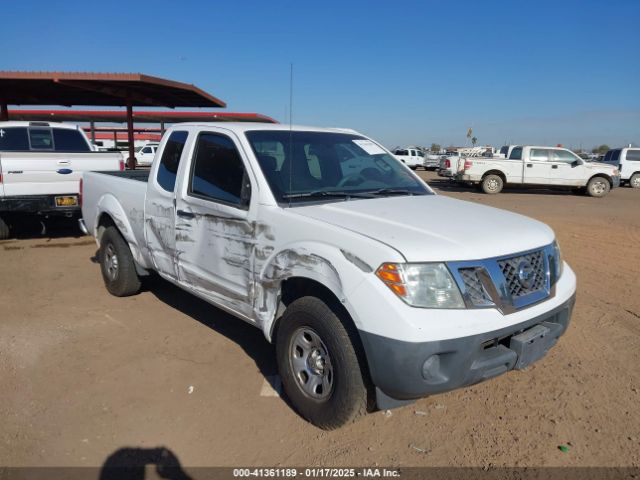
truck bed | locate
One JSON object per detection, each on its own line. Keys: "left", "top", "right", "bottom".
{"left": 97, "top": 170, "right": 150, "bottom": 182}
{"left": 81, "top": 170, "right": 149, "bottom": 252}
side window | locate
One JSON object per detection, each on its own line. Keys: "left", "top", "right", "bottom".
{"left": 29, "top": 128, "right": 54, "bottom": 150}
{"left": 551, "top": 149, "right": 578, "bottom": 163}
{"left": 530, "top": 149, "right": 549, "bottom": 161}
{"left": 509, "top": 147, "right": 523, "bottom": 160}
{"left": 157, "top": 131, "right": 188, "bottom": 192}
{"left": 189, "top": 132, "right": 250, "bottom": 207}
{"left": 142, "top": 147, "right": 152, "bottom": 154}
{"left": 626, "top": 150, "right": 640, "bottom": 162}
{"left": 52, "top": 129, "right": 91, "bottom": 152}
{"left": 0, "top": 127, "right": 30, "bottom": 151}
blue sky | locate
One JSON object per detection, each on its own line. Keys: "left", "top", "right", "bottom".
{"left": 2, "top": 0, "right": 639, "bottom": 149}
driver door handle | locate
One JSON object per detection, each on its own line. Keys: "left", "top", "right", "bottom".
{"left": 552, "top": 165, "right": 558, "bottom": 169}
{"left": 526, "top": 163, "right": 533, "bottom": 168}
{"left": 176, "top": 210, "right": 195, "bottom": 219}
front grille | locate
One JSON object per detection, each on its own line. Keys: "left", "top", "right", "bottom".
{"left": 498, "top": 250, "right": 546, "bottom": 298}
{"left": 459, "top": 268, "right": 493, "bottom": 306}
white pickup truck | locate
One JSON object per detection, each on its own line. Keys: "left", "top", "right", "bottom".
{"left": 457, "top": 146, "right": 620, "bottom": 196}
{"left": 392, "top": 147, "right": 424, "bottom": 169}
{"left": 0, "top": 121, "right": 124, "bottom": 238}
{"left": 81, "top": 123, "right": 576, "bottom": 429}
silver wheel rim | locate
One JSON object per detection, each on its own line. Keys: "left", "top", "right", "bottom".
{"left": 486, "top": 178, "right": 500, "bottom": 192}
{"left": 104, "top": 244, "right": 119, "bottom": 281}
{"left": 591, "top": 180, "right": 607, "bottom": 195}
{"left": 289, "top": 327, "right": 334, "bottom": 400}
{"left": 632, "top": 176, "right": 640, "bottom": 187}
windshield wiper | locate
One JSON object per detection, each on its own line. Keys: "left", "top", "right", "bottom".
{"left": 366, "top": 188, "right": 415, "bottom": 196}
{"left": 282, "top": 190, "right": 374, "bottom": 200}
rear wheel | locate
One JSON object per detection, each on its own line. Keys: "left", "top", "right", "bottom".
{"left": 99, "top": 226, "right": 141, "bottom": 296}
{"left": 481, "top": 174, "right": 504, "bottom": 194}
{"left": 0, "top": 216, "right": 9, "bottom": 240}
{"left": 629, "top": 173, "right": 640, "bottom": 189}
{"left": 276, "top": 296, "right": 367, "bottom": 429}
{"left": 586, "top": 176, "right": 610, "bottom": 197}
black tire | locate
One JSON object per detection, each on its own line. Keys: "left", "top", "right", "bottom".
{"left": 276, "top": 296, "right": 367, "bottom": 429}
{"left": 99, "top": 226, "right": 141, "bottom": 296}
{"left": 481, "top": 174, "right": 504, "bottom": 194}
{"left": 586, "top": 176, "right": 611, "bottom": 197}
{"left": 0, "top": 216, "right": 9, "bottom": 240}
{"left": 629, "top": 173, "right": 640, "bottom": 189}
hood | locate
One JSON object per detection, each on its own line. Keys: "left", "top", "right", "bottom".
{"left": 587, "top": 162, "right": 617, "bottom": 171}
{"left": 291, "top": 195, "right": 555, "bottom": 262}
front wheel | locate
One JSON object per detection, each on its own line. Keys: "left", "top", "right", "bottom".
{"left": 99, "top": 226, "right": 141, "bottom": 296}
{"left": 481, "top": 174, "right": 504, "bottom": 194}
{"left": 586, "top": 176, "right": 611, "bottom": 197}
{"left": 629, "top": 173, "right": 640, "bottom": 189}
{"left": 276, "top": 297, "right": 368, "bottom": 429}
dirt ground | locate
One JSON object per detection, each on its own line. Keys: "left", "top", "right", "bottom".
{"left": 1, "top": 171, "right": 639, "bottom": 470}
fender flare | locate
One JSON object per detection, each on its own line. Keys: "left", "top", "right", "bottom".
{"left": 254, "top": 243, "right": 366, "bottom": 341}
{"left": 94, "top": 193, "right": 149, "bottom": 268}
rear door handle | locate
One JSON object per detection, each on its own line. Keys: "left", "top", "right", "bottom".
{"left": 552, "top": 165, "right": 558, "bottom": 169}
{"left": 526, "top": 164, "right": 533, "bottom": 168}
{"left": 176, "top": 210, "right": 195, "bottom": 219}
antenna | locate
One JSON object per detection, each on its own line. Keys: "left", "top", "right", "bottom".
{"left": 288, "top": 62, "right": 294, "bottom": 207}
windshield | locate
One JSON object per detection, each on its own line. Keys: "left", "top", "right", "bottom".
{"left": 245, "top": 131, "right": 430, "bottom": 204}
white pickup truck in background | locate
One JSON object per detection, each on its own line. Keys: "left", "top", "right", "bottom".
{"left": 135, "top": 142, "right": 159, "bottom": 167}
{"left": 81, "top": 122, "right": 576, "bottom": 429}
{"left": 392, "top": 147, "right": 424, "bottom": 169}
{"left": 458, "top": 145, "right": 620, "bottom": 197}
{"left": 0, "top": 121, "right": 124, "bottom": 239}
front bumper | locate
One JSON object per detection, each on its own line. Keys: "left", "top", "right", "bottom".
{"left": 360, "top": 294, "right": 575, "bottom": 407}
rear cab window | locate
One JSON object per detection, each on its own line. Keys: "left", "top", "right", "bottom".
{"left": 28, "top": 128, "right": 54, "bottom": 150}
{"left": 157, "top": 131, "right": 188, "bottom": 192}
{"left": 0, "top": 127, "right": 30, "bottom": 150}
{"left": 52, "top": 128, "right": 91, "bottom": 152}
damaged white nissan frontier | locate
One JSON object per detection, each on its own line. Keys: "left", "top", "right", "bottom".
{"left": 80, "top": 123, "right": 576, "bottom": 429}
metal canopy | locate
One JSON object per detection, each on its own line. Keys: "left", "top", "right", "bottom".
{"left": 6, "top": 109, "right": 277, "bottom": 124}
{"left": 0, "top": 71, "right": 226, "bottom": 108}
{"left": 0, "top": 71, "right": 229, "bottom": 168}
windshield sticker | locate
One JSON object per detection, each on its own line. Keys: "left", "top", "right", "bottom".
{"left": 353, "top": 139, "right": 386, "bottom": 155}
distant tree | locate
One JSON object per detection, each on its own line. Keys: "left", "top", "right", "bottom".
{"left": 471, "top": 136, "right": 477, "bottom": 147}
{"left": 430, "top": 143, "right": 441, "bottom": 153}
{"left": 591, "top": 144, "right": 610, "bottom": 154}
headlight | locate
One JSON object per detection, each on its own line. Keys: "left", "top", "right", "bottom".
{"left": 376, "top": 262, "right": 464, "bottom": 308}
{"left": 552, "top": 240, "right": 563, "bottom": 281}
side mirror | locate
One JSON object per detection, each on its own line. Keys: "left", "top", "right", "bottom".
{"left": 240, "top": 173, "right": 252, "bottom": 207}
{"left": 571, "top": 159, "right": 582, "bottom": 167}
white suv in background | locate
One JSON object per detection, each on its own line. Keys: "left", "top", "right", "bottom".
{"left": 602, "top": 147, "right": 640, "bottom": 188}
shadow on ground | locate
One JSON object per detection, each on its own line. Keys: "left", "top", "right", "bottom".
{"left": 100, "top": 447, "right": 192, "bottom": 480}
{"left": 427, "top": 178, "right": 585, "bottom": 196}
{"left": 2, "top": 215, "right": 84, "bottom": 240}
{"left": 145, "top": 274, "right": 279, "bottom": 389}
